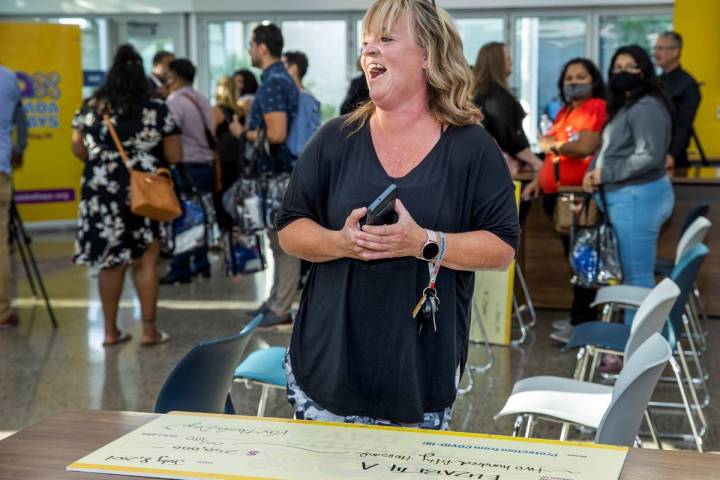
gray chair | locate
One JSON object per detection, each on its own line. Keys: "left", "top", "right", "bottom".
{"left": 497, "top": 325, "right": 672, "bottom": 448}
{"left": 595, "top": 334, "right": 673, "bottom": 447}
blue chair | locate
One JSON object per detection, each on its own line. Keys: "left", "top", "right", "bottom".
{"left": 564, "top": 244, "right": 709, "bottom": 451}
{"left": 154, "top": 314, "right": 263, "bottom": 414}
{"left": 655, "top": 203, "right": 709, "bottom": 276}
{"left": 234, "top": 346, "right": 287, "bottom": 417}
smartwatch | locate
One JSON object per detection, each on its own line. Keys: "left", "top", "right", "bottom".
{"left": 420, "top": 229, "right": 440, "bottom": 261}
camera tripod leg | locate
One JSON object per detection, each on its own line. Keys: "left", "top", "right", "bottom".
{"left": 11, "top": 219, "right": 39, "bottom": 297}
{"left": 9, "top": 201, "right": 58, "bottom": 328}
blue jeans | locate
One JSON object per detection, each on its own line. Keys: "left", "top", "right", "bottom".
{"left": 168, "top": 163, "right": 214, "bottom": 278}
{"left": 603, "top": 176, "right": 674, "bottom": 322}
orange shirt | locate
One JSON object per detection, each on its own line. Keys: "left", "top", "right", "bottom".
{"left": 539, "top": 97, "right": 607, "bottom": 194}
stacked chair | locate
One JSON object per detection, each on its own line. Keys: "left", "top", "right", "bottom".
{"left": 496, "top": 280, "right": 679, "bottom": 448}
{"left": 568, "top": 216, "right": 712, "bottom": 452}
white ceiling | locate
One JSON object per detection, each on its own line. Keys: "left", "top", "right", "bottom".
{"left": 2, "top": 0, "right": 672, "bottom": 15}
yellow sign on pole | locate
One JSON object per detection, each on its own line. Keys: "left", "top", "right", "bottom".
{"left": 0, "top": 23, "right": 83, "bottom": 223}
{"left": 471, "top": 181, "right": 521, "bottom": 346}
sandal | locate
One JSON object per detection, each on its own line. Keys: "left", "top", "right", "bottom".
{"left": 102, "top": 331, "right": 132, "bottom": 347}
{"left": 141, "top": 330, "right": 171, "bottom": 346}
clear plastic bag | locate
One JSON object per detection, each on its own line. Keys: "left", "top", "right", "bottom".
{"left": 173, "top": 194, "right": 206, "bottom": 255}
{"left": 569, "top": 189, "right": 622, "bottom": 288}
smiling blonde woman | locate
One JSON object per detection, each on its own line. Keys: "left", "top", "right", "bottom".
{"left": 276, "top": 0, "right": 519, "bottom": 430}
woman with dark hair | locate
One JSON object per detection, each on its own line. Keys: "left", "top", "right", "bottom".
{"left": 71, "top": 44, "right": 182, "bottom": 346}
{"left": 583, "top": 45, "right": 674, "bottom": 323}
{"left": 522, "top": 57, "right": 608, "bottom": 342}
{"left": 472, "top": 42, "right": 543, "bottom": 174}
{"left": 232, "top": 69, "right": 259, "bottom": 113}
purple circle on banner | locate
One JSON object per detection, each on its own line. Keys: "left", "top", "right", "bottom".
{"left": 15, "top": 71, "right": 34, "bottom": 98}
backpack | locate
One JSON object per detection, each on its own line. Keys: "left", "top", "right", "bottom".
{"left": 286, "top": 90, "right": 321, "bottom": 158}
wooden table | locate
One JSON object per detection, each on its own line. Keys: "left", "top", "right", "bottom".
{"left": 0, "top": 410, "right": 718, "bottom": 479}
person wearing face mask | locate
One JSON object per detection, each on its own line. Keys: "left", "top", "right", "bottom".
{"left": 472, "top": 42, "right": 543, "bottom": 175}
{"left": 583, "top": 45, "right": 674, "bottom": 323}
{"left": 276, "top": 0, "right": 518, "bottom": 429}
{"left": 521, "top": 58, "right": 607, "bottom": 343}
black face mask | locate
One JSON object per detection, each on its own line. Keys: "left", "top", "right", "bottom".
{"left": 611, "top": 71, "right": 643, "bottom": 92}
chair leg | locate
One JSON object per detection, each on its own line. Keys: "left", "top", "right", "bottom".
{"left": 573, "top": 347, "right": 590, "bottom": 381}
{"left": 511, "top": 294, "right": 528, "bottom": 346}
{"left": 524, "top": 415, "right": 535, "bottom": 438}
{"left": 669, "top": 356, "right": 704, "bottom": 452}
{"left": 685, "top": 303, "right": 706, "bottom": 352}
{"left": 601, "top": 303, "right": 614, "bottom": 323}
{"left": 560, "top": 422, "right": 570, "bottom": 441}
{"left": 644, "top": 409, "right": 662, "bottom": 450}
{"left": 683, "top": 318, "right": 711, "bottom": 406}
{"left": 691, "top": 284, "right": 710, "bottom": 337}
{"left": 457, "top": 363, "right": 474, "bottom": 396}
{"left": 515, "top": 264, "right": 537, "bottom": 328}
{"left": 512, "top": 416, "right": 524, "bottom": 437}
{"left": 677, "top": 345, "right": 708, "bottom": 431}
{"left": 257, "top": 384, "right": 271, "bottom": 417}
{"left": 587, "top": 347, "right": 601, "bottom": 384}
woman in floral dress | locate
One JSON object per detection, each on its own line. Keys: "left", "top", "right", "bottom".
{"left": 71, "top": 45, "right": 182, "bottom": 346}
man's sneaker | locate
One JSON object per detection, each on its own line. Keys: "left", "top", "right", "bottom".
{"left": 257, "top": 311, "right": 293, "bottom": 332}
{"left": 552, "top": 318, "right": 571, "bottom": 331}
{"left": 159, "top": 272, "right": 191, "bottom": 285}
{"left": 550, "top": 323, "right": 574, "bottom": 343}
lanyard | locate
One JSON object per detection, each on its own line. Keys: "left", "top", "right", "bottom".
{"left": 426, "top": 231, "right": 446, "bottom": 290}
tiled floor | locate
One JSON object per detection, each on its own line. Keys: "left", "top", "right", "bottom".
{"left": 1, "top": 229, "right": 717, "bottom": 452}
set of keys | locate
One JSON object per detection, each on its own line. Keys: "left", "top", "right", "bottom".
{"left": 412, "top": 286, "right": 440, "bottom": 334}
{"left": 411, "top": 231, "right": 446, "bottom": 335}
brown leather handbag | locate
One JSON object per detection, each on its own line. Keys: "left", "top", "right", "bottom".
{"left": 102, "top": 114, "right": 182, "bottom": 222}
{"left": 553, "top": 158, "right": 597, "bottom": 234}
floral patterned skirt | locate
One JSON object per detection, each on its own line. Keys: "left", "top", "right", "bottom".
{"left": 73, "top": 160, "right": 162, "bottom": 269}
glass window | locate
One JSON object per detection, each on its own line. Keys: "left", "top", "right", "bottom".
{"left": 207, "top": 21, "right": 253, "bottom": 100}
{"left": 122, "top": 20, "right": 178, "bottom": 73}
{"left": 513, "top": 16, "right": 587, "bottom": 144}
{"left": 599, "top": 14, "right": 673, "bottom": 75}
{"left": 455, "top": 18, "right": 505, "bottom": 66}
{"left": 281, "top": 20, "right": 347, "bottom": 120}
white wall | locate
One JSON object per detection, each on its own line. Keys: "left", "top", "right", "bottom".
{"left": 2, "top": 0, "right": 672, "bottom": 15}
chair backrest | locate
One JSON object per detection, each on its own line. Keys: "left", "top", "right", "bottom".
{"left": 666, "top": 243, "right": 709, "bottom": 337}
{"left": 595, "top": 334, "right": 671, "bottom": 446}
{"left": 624, "top": 278, "right": 679, "bottom": 359}
{"left": 154, "top": 314, "right": 263, "bottom": 414}
{"left": 678, "top": 203, "right": 709, "bottom": 243}
{"left": 675, "top": 216, "right": 711, "bottom": 264}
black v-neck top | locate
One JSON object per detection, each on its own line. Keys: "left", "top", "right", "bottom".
{"left": 276, "top": 117, "right": 519, "bottom": 423}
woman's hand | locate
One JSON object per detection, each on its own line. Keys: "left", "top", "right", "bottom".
{"left": 229, "top": 114, "right": 246, "bottom": 138}
{"left": 334, "top": 206, "right": 372, "bottom": 260}
{"left": 582, "top": 168, "right": 602, "bottom": 193}
{"left": 354, "top": 199, "right": 426, "bottom": 261}
{"left": 538, "top": 135, "right": 557, "bottom": 153}
{"left": 521, "top": 177, "right": 541, "bottom": 200}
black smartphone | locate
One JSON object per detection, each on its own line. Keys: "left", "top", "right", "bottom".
{"left": 362, "top": 184, "right": 398, "bottom": 226}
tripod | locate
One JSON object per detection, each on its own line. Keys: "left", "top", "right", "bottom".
{"left": 9, "top": 199, "right": 57, "bottom": 328}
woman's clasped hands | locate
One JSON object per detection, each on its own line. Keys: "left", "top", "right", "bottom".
{"left": 337, "top": 199, "right": 426, "bottom": 261}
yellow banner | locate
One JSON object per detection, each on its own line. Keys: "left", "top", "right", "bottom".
{"left": 0, "top": 23, "right": 82, "bottom": 223}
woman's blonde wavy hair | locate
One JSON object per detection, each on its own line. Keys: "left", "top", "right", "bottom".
{"left": 343, "top": 0, "right": 482, "bottom": 134}
{"left": 215, "top": 76, "right": 243, "bottom": 116}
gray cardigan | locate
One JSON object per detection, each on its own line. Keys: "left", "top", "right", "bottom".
{"left": 591, "top": 95, "right": 671, "bottom": 192}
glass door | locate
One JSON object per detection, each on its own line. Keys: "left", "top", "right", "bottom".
{"left": 111, "top": 15, "right": 185, "bottom": 74}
